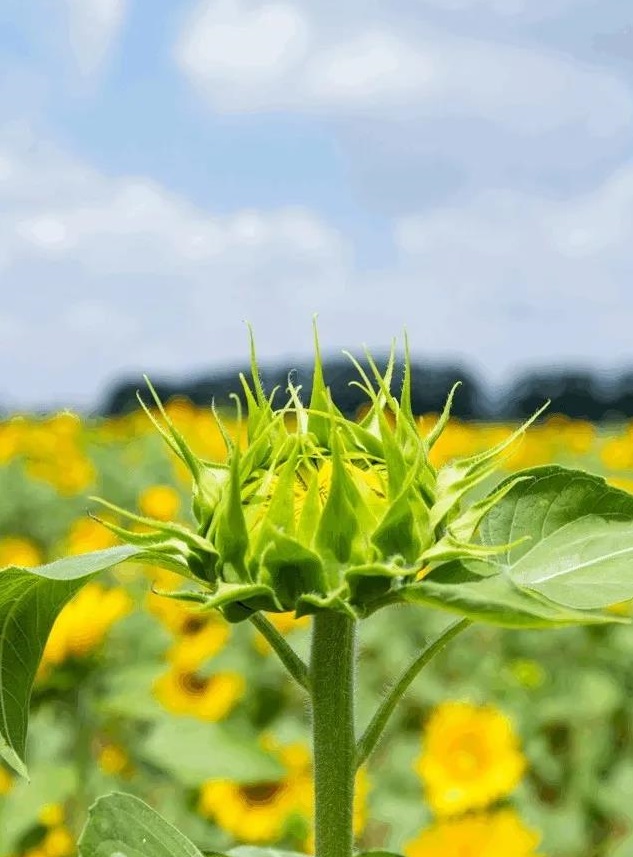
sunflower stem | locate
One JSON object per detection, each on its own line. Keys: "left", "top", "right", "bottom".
{"left": 311, "top": 610, "right": 357, "bottom": 857}
{"left": 249, "top": 612, "right": 310, "bottom": 692}
{"left": 355, "top": 618, "right": 471, "bottom": 770}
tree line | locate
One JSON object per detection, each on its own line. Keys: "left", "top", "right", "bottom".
{"left": 100, "top": 358, "right": 633, "bottom": 422}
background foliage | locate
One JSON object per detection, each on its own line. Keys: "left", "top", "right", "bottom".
{"left": 2, "top": 403, "right": 633, "bottom": 856}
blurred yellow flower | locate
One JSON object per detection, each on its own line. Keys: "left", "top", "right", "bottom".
{"left": 416, "top": 701, "right": 526, "bottom": 816}
{"left": 138, "top": 484, "right": 181, "bottom": 521}
{"left": 166, "top": 621, "right": 230, "bottom": 671}
{"left": 0, "top": 418, "right": 22, "bottom": 463}
{"left": 404, "top": 809, "right": 542, "bottom": 857}
{"left": 41, "top": 826, "right": 75, "bottom": 857}
{"left": 0, "top": 764, "right": 13, "bottom": 795}
{"left": 607, "top": 476, "right": 633, "bottom": 493}
{"left": 601, "top": 437, "right": 632, "bottom": 472}
{"left": 253, "top": 611, "right": 310, "bottom": 655}
{"left": 98, "top": 743, "right": 131, "bottom": 776}
{"left": 26, "top": 454, "right": 96, "bottom": 496}
{"left": 147, "top": 589, "right": 201, "bottom": 634}
{"left": 154, "top": 669, "right": 244, "bottom": 721}
{"left": 199, "top": 742, "right": 313, "bottom": 843}
{"left": 0, "top": 536, "right": 43, "bottom": 568}
{"left": 38, "top": 803, "right": 65, "bottom": 827}
{"left": 65, "top": 517, "right": 117, "bottom": 555}
{"left": 146, "top": 574, "right": 231, "bottom": 655}
{"left": 199, "top": 740, "right": 369, "bottom": 848}
{"left": 563, "top": 420, "right": 595, "bottom": 454}
{"left": 41, "top": 583, "right": 132, "bottom": 668}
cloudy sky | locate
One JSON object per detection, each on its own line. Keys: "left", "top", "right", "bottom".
{"left": 2, "top": 0, "right": 633, "bottom": 409}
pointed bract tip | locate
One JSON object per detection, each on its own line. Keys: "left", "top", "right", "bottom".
{"left": 245, "top": 323, "right": 267, "bottom": 406}
{"left": 311, "top": 316, "right": 321, "bottom": 362}
{"left": 229, "top": 391, "right": 243, "bottom": 425}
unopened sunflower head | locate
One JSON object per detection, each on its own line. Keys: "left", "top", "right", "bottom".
{"left": 92, "top": 324, "right": 544, "bottom": 623}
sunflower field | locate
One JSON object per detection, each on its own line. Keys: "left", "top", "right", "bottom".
{"left": 2, "top": 404, "right": 633, "bottom": 857}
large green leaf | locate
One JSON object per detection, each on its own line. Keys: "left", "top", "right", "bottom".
{"left": 479, "top": 466, "right": 633, "bottom": 609}
{"left": 78, "top": 792, "right": 206, "bottom": 857}
{"left": 0, "top": 545, "right": 141, "bottom": 775}
{"left": 400, "top": 563, "right": 617, "bottom": 628}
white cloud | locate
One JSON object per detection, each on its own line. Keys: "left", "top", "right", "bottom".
{"left": 65, "top": 0, "right": 127, "bottom": 76}
{"left": 303, "top": 31, "right": 435, "bottom": 106}
{"left": 175, "top": 0, "right": 633, "bottom": 142}
{"left": 395, "top": 165, "right": 633, "bottom": 272}
{"left": 3, "top": 126, "right": 633, "bottom": 408}
{"left": 393, "top": 166, "right": 633, "bottom": 375}
{"left": 172, "top": 0, "right": 633, "bottom": 211}
{"left": 175, "top": 0, "right": 310, "bottom": 96}
{"left": 414, "top": 0, "right": 581, "bottom": 15}
{"left": 0, "top": 129, "right": 351, "bottom": 407}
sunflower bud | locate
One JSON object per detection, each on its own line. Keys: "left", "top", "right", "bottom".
{"left": 100, "top": 324, "right": 545, "bottom": 622}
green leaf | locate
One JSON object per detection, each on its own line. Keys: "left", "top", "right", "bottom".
{"left": 213, "top": 446, "right": 249, "bottom": 582}
{"left": 371, "top": 483, "right": 425, "bottom": 565}
{"left": 345, "top": 563, "right": 402, "bottom": 605}
{"left": 424, "top": 382, "right": 461, "bottom": 451}
{"left": 0, "top": 545, "right": 141, "bottom": 776}
{"left": 308, "top": 318, "right": 337, "bottom": 448}
{"left": 140, "top": 717, "right": 285, "bottom": 785}
{"left": 260, "top": 440, "right": 300, "bottom": 536}
{"left": 260, "top": 524, "right": 327, "bottom": 609}
{"left": 431, "top": 404, "right": 548, "bottom": 528}
{"left": 480, "top": 466, "right": 633, "bottom": 609}
{"left": 315, "top": 431, "right": 359, "bottom": 565}
{"left": 78, "top": 792, "right": 204, "bottom": 857}
{"left": 400, "top": 565, "right": 620, "bottom": 628}
{"left": 199, "top": 581, "right": 281, "bottom": 623}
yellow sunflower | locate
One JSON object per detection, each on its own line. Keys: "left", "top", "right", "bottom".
{"left": 38, "top": 803, "right": 65, "bottom": 827}
{"left": 0, "top": 764, "right": 13, "bottom": 795}
{"left": 252, "top": 611, "right": 310, "bottom": 655}
{"left": 416, "top": 701, "right": 526, "bottom": 816}
{"left": 41, "top": 583, "right": 132, "bottom": 668}
{"left": 199, "top": 742, "right": 313, "bottom": 843}
{"left": 64, "top": 516, "right": 117, "bottom": 555}
{"left": 199, "top": 739, "right": 370, "bottom": 849}
{"left": 0, "top": 536, "right": 43, "bottom": 568}
{"left": 164, "top": 620, "right": 230, "bottom": 671}
{"left": 98, "top": 743, "right": 132, "bottom": 777}
{"left": 41, "top": 826, "right": 75, "bottom": 857}
{"left": 138, "top": 484, "right": 181, "bottom": 521}
{"left": 404, "top": 809, "right": 542, "bottom": 857}
{"left": 21, "top": 804, "right": 76, "bottom": 857}
{"left": 146, "top": 568, "right": 227, "bottom": 640}
{"left": 154, "top": 669, "right": 244, "bottom": 721}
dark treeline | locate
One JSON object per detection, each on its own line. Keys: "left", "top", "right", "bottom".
{"left": 100, "top": 358, "right": 633, "bottom": 422}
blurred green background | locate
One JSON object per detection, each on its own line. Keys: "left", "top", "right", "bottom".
{"left": 2, "top": 405, "right": 633, "bottom": 857}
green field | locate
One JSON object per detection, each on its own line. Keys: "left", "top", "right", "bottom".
{"left": 2, "top": 408, "right": 633, "bottom": 857}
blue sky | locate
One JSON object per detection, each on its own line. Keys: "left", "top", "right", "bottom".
{"left": 1, "top": 0, "right": 633, "bottom": 408}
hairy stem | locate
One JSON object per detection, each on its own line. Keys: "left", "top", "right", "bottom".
{"left": 249, "top": 612, "right": 310, "bottom": 691}
{"left": 311, "top": 611, "right": 357, "bottom": 857}
{"left": 355, "top": 618, "right": 471, "bottom": 769}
